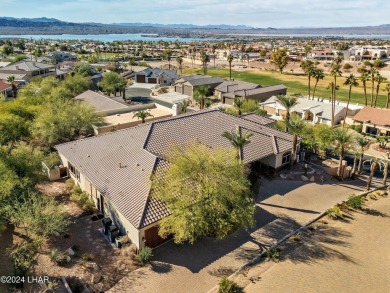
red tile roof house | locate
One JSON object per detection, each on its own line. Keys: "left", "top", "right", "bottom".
{"left": 55, "top": 110, "right": 297, "bottom": 249}
{"left": 352, "top": 107, "right": 390, "bottom": 136}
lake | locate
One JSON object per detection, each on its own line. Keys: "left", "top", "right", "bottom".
{"left": 0, "top": 33, "right": 217, "bottom": 42}
{"left": 1, "top": 33, "right": 390, "bottom": 42}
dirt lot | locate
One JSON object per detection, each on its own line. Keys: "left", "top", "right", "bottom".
{"left": 1, "top": 181, "right": 139, "bottom": 293}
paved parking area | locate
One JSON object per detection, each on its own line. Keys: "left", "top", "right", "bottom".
{"left": 108, "top": 178, "right": 380, "bottom": 293}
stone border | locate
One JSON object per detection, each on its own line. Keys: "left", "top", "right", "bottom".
{"left": 207, "top": 185, "right": 388, "bottom": 293}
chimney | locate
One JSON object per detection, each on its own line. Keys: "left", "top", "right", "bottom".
{"left": 119, "top": 162, "right": 122, "bottom": 168}
{"left": 15, "top": 65, "right": 19, "bottom": 70}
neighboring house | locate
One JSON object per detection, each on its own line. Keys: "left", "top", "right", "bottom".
{"left": 261, "top": 97, "right": 362, "bottom": 126}
{"left": 174, "top": 75, "right": 224, "bottom": 97}
{"left": 55, "top": 110, "right": 297, "bottom": 249}
{"left": 74, "top": 90, "right": 173, "bottom": 134}
{"left": 0, "top": 80, "right": 12, "bottom": 97}
{"left": 349, "top": 46, "right": 388, "bottom": 61}
{"left": 0, "top": 62, "right": 12, "bottom": 68}
{"left": 351, "top": 107, "right": 390, "bottom": 136}
{"left": 0, "top": 61, "right": 61, "bottom": 81}
{"left": 135, "top": 68, "right": 178, "bottom": 85}
{"left": 215, "top": 80, "right": 287, "bottom": 105}
{"left": 308, "top": 48, "right": 336, "bottom": 61}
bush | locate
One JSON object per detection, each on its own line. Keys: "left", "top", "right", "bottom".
{"left": 72, "top": 185, "right": 82, "bottom": 195}
{"left": 81, "top": 253, "right": 94, "bottom": 262}
{"left": 347, "top": 195, "right": 364, "bottom": 209}
{"left": 219, "top": 277, "right": 243, "bottom": 293}
{"left": 65, "top": 178, "right": 75, "bottom": 190}
{"left": 343, "top": 63, "right": 353, "bottom": 70}
{"left": 350, "top": 124, "right": 363, "bottom": 133}
{"left": 326, "top": 206, "right": 343, "bottom": 220}
{"left": 137, "top": 247, "right": 153, "bottom": 266}
{"left": 266, "top": 247, "right": 281, "bottom": 262}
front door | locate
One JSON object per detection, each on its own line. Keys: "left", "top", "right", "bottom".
{"left": 144, "top": 226, "right": 172, "bottom": 248}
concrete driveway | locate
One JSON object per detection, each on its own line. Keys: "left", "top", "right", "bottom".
{"left": 108, "top": 178, "right": 380, "bottom": 293}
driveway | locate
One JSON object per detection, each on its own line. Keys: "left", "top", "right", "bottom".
{"left": 244, "top": 191, "right": 390, "bottom": 293}
{"left": 107, "top": 178, "right": 381, "bottom": 293}
{"left": 118, "top": 84, "right": 174, "bottom": 108}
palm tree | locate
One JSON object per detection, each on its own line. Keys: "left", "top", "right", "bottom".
{"left": 380, "top": 159, "right": 389, "bottom": 186}
{"left": 369, "top": 67, "right": 377, "bottom": 107}
{"left": 356, "top": 136, "right": 369, "bottom": 174}
{"left": 330, "top": 65, "right": 342, "bottom": 126}
{"left": 366, "top": 157, "right": 378, "bottom": 191}
{"left": 176, "top": 56, "right": 183, "bottom": 76}
{"left": 211, "top": 44, "right": 217, "bottom": 69}
{"left": 275, "top": 95, "right": 298, "bottom": 131}
{"left": 193, "top": 85, "right": 209, "bottom": 110}
{"left": 374, "top": 73, "right": 386, "bottom": 108}
{"left": 300, "top": 60, "right": 314, "bottom": 98}
{"left": 385, "top": 83, "right": 390, "bottom": 109}
{"left": 360, "top": 71, "right": 370, "bottom": 106}
{"left": 227, "top": 54, "right": 234, "bottom": 81}
{"left": 6, "top": 75, "right": 17, "bottom": 98}
{"left": 312, "top": 68, "right": 324, "bottom": 100}
{"left": 332, "top": 127, "right": 355, "bottom": 179}
{"left": 133, "top": 110, "right": 154, "bottom": 123}
{"left": 343, "top": 74, "right": 359, "bottom": 126}
{"left": 222, "top": 127, "right": 253, "bottom": 162}
{"left": 233, "top": 96, "right": 245, "bottom": 116}
{"left": 332, "top": 51, "right": 344, "bottom": 66}
{"left": 200, "top": 51, "right": 210, "bottom": 75}
{"left": 286, "top": 114, "right": 306, "bottom": 170}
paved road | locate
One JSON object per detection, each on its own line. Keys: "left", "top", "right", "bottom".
{"left": 244, "top": 192, "right": 390, "bottom": 293}
{"left": 107, "top": 178, "right": 380, "bottom": 293}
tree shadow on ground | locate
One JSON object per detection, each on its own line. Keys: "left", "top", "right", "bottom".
{"left": 361, "top": 208, "right": 389, "bottom": 218}
{"left": 281, "top": 224, "right": 356, "bottom": 265}
{"left": 153, "top": 206, "right": 279, "bottom": 273}
{"left": 208, "top": 266, "right": 236, "bottom": 278}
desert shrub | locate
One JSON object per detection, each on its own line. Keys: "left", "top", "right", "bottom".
{"left": 72, "top": 185, "right": 82, "bottom": 195}
{"left": 50, "top": 249, "right": 67, "bottom": 266}
{"left": 266, "top": 247, "right": 281, "bottom": 262}
{"left": 219, "top": 277, "right": 243, "bottom": 293}
{"left": 350, "top": 124, "right": 363, "bottom": 133}
{"left": 81, "top": 253, "right": 94, "bottom": 262}
{"left": 343, "top": 63, "right": 353, "bottom": 70}
{"left": 65, "top": 178, "right": 75, "bottom": 190}
{"left": 326, "top": 206, "right": 343, "bottom": 220}
{"left": 137, "top": 247, "right": 153, "bottom": 266}
{"left": 291, "top": 233, "right": 301, "bottom": 242}
{"left": 347, "top": 195, "right": 364, "bottom": 209}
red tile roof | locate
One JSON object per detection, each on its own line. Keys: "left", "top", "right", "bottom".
{"left": 352, "top": 107, "right": 390, "bottom": 126}
{"left": 0, "top": 80, "right": 11, "bottom": 91}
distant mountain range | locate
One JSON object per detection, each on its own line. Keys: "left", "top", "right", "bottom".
{"left": 1, "top": 17, "right": 390, "bottom": 37}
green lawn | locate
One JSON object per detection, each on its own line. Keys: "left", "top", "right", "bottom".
{"left": 184, "top": 68, "right": 388, "bottom": 108}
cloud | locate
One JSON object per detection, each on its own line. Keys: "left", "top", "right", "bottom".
{"left": 1, "top": 0, "right": 389, "bottom": 27}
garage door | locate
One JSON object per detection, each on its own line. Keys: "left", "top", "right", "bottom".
{"left": 136, "top": 75, "right": 146, "bottom": 83}
{"left": 148, "top": 77, "right": 157, "bottom": 84}
{"left": 184, "top": 85, "right": 193, "bottom": 96}
{"left": 144, "top": 226, "right": 171, "bottom": 248}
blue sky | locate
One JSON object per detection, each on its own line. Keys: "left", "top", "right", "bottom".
{"left": 1, "top": 0, "right": 389, "bottom": 27}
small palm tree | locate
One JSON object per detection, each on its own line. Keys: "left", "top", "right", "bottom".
{"left": 275, "top": 95, "right": 298, "bottom": 131}
{"left": 193, "top": 85, "right": 209, "bottom": 110}
{"left": 332, "top": 127, "right": 355, "bottom": 179}
{"left": 6, "top": 75, "right": 17, "bottom": 98}
{"left": 365, "top": 157, "right": 378, "bottom": 191}
{"left": 312, "top": 68, "right": 324, "bottom": 100}
{"left": 200, "top": 51, "right": 210, "bottom": 75}
{"left": 176, "top": 56, "right": 183, "bottom": 76}
{"left": 343, "top": 74, "right": 359, "bottom": 126}
{"left": 330, "top": 65, "right": 342, "bottom": 126}
{"left": 222, "top": 127, "right": 253, "bottom": 162}
{"left": 300, "top": 60, "right": 315, "bottom": 98}
{"left": 233, "top": 96, "right": 245, "bottom": 116}
{"left": 133, "top": 110, "right": 154, "bottom": 123}
{"left": 355, "top": 136, "right": 369, "bottom": 174}
{"left": 180, "top": 99, "right": 190, "bottom": 113}
{"left": 286, "top": 114, "right": 306, "bottom": 170}
{"left": 227, "top": 54, "right": 234, "bottom": 81}
{"left": 385, "top": 83, "right": 390, "bottom": 109}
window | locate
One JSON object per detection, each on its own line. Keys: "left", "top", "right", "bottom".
{"left": 68, "top": 161, "right": 80, "bottom": 181}
{"left": 282, "top": 153, "right": 291, "bottom": 165}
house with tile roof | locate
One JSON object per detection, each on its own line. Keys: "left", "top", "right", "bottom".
{"left": 261, "top": 96, "right": 362, "bottom": 126}
{"left": 135, "top": 68, "right": 178, "bottom": 85}
{"left": 215, "top": 80, "right": 287, "bottom": 105}
{"left": 174, "top": 75, "right": 224, "bottom": 97}
{"left": 55, "top": 110, "right": 296, "bottom": 249}
{"left": 0, "top": 60, "right": 61, "bottom": 81}
{"left": 351, "top": 107, "right": 390, "bottom": 136}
